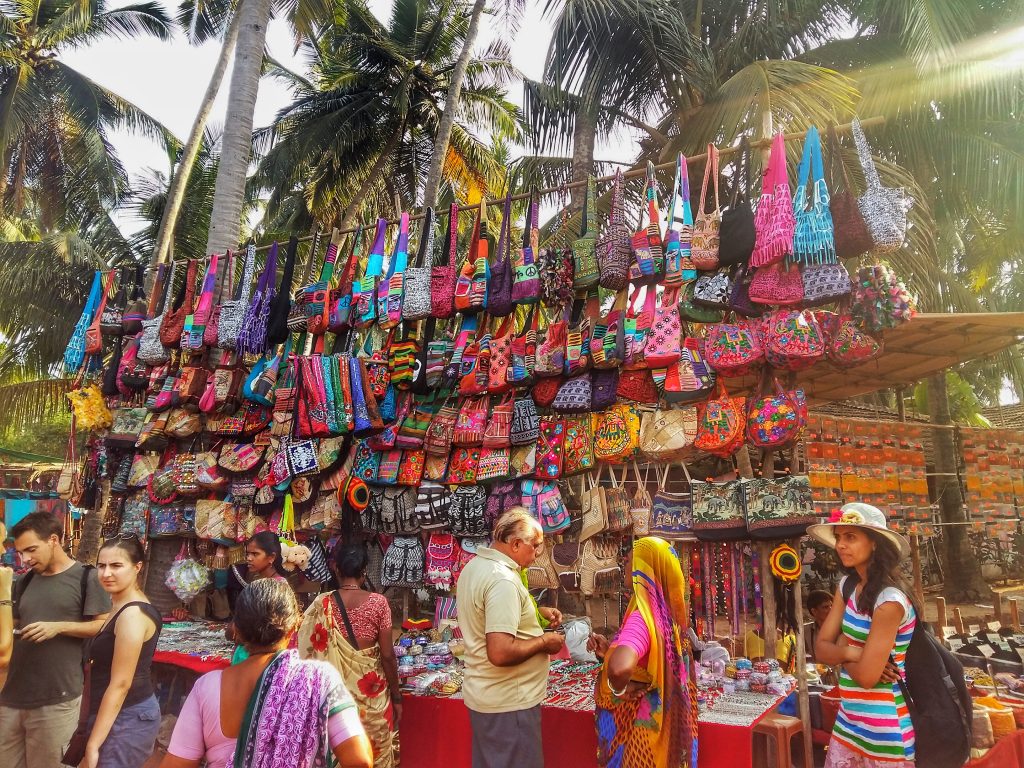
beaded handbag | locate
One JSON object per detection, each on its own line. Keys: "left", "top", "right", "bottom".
{"left": 852, "top": 117, "right": 913, "bottom": 253}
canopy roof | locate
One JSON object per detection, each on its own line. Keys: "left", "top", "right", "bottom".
{"left": 732, "top": 313, "right": 1024, "bottom": 403}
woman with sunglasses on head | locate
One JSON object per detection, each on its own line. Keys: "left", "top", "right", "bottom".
{"left": 810, "top": 503, "right": 917, "bottom": 768}
{"left": 79, "top": 534, "right": 163, "bottom": 768}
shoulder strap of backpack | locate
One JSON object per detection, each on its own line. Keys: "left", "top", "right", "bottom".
{"left": 80, "top": 564, "right": 94, "bottom": 619}
{"left": 13, "top": 569, "right": 34, "bottom": 610}
{"left": 841, "top": 575, "right": 857, "bottom": 603}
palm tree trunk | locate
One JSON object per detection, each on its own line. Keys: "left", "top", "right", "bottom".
{"left": 204, "top": 0, "right": 273, "bottom": 263}
{"left": 570, "top": 103, "right": 597, "bottom": 212}
{"left": 151, "top": 10, "right": 242, "bottom": 272}
{"left": 420, "top": 0, "right": 486, "bottom": 209}
{"left": 75, "top": 480, "right": 108, "bottom": 565}
{"left": 926, "top": 373, "right": 987, "bottom": 601}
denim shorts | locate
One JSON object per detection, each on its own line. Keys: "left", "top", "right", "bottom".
{"left": 92, "top": 695, "right": 161, "bottom": 768}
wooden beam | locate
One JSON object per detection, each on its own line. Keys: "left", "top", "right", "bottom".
{"left": 936, "top": 596, "right": 947, "bottom": 630}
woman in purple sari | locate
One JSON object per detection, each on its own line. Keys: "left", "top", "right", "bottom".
{"left": 161, "top": 579, "right": 373, "bottom": 768}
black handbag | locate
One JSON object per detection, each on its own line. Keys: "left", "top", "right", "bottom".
{"left": 718, "top": 137, "right": 756, "bottom": 267}
{"left": 265, "top": 236, "right": 300, "bottom": 346}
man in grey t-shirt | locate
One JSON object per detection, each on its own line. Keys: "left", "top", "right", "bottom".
{"left": 0, "top": 512, "right": 110, "bottom": 768}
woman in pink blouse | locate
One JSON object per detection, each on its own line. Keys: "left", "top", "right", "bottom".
{"left": 299, "top": 542, "right": 401, "bottom": 768}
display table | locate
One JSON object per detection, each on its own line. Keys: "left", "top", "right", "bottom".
{"left": 153, "top": 650, "right": 231, "bottom": 674}
{"left": 966, "top": 730, "right": 1024, "bottom": 768}
{"left": 400, "top": 693, "right": 779, "bottom": 768}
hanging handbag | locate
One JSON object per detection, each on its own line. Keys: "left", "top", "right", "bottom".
{"left": 416, "top": 481, "right": 452, "bottom": 530}
{"left": 449, "top": 486, "right": 487, "bottom": 537}
{"left": 623, "top": 286, "right": 656, "bottom": 369}
{"left": 182, "top": 254, "right": 218, "bottom": 351}
{"left": 512, "top": 191, "right": 541, "bottom": 304}
{"left": 353, "top": 219, "right": 387, "bottom": 329}
{"left": 484, "top": 479, "right": 520, "bottom": 529}
{"left": 533, "top": 416, "right": 564, "bottom": 480}
{"left": 563, "top": 296, "right": 592, "bottom": 377}
{"left": 380, "top": 536, "right": 425, "bottom": 588}
{"left": 431, "top": 203, "right": 459, "bottom": 318}
{"left": 762, "top": 308, "right": 825, "bottom": 370}
{"left": 304, "top": 228, "right": 340, "bottom": 335}
{"left": 572, "top": 175, "right": 599, "bottom": 289}
{"left": 691, "top": 143, "right": 722, "bottom": 270}
{"left": 750, "top": 132, "right": 795, "bottom": 268}
{"left": 218, "top": 242, "right": 257, "bottom": 350}
{"left": 639, "top": 407, "right": 698, "bottom": 462}
{"left": 237, "top": 242, "right": 277, "bottom": 355}
{"left": 616, "top": 368, "right": 659, "bottom": 404}
{"left": 509, "top": 307, "right": 538, "bottom": 386}
{"left": 826, "top": 123, "right": 873, "bottom": 260}
{"left": 523, "top": 479, "right": 571, "bottom": 534}
{"left": 453, "top": 396, "right": 488, "bottom": 446}
{"left": 629, "top": 463, "right": 653, "bottom": 536}
{"left": 511, "top": 394, "right": 540, "bottom": 445}
{"left": 746, "top": 376, "right": 807, "bottom": 450}
{"left": 591, "top": 368, "right": 618, "bottom": 411}
{"left": 454, "top": 200, "right": 490, "bottom": 314}
{"left": 741, "top": 475, "right": 816, "bottom": 539}
{"left": 603, "top": 465, "right": 632, "bottom": 533}
{"left": 328, "top": 227, "right": 362, "bottom": 332}
{"left": 664, "top": 338, "right": 716, "bottom": 404}
{"left": 850, "top": 263, "right": 916, "bottom": 333}
{"left": 377, "top": 213, "right": 409, "bottom": 330}
{"left": 121, "top": 265, "right": 148, "bottom": 336}
{"left": 389, "top": 331, "right": 419, "bottom": 391}
{"left": 692, "top": 271, "right": 732, "bottom": 310}
{"left": 694, "top": 382, "right": 746, "bottom": 458}
{"left": 705, "top": 317, "right": 765, "bottom": 377}
{"left": 160, "top": 259, "right": 198, "bottom": 348}
{"left": 691, "top": 479, "right": 747, "bottom": 541}
{"left": 748, "top": 262, "right": 804, "bottom": 306}
{"left": 651, "top": 471, "right": 694, "bottom": 540}
{"left": 592, "top": 403, "right": 639, "bottom": 464}
{"left": 791, "top": 126, "right": 836, "bottom": 266}
{"left": 486, "top": 315, "right": 514, "bottom": 394}
{"left": 424, "top": 397, "right": 459, "bottom": 455}
{"left": 852, "top": 117, "right": 913, "bottom": 252}
{"left": 138, "top": 264, "right": 172, "bottom": 365}
{"left": 403, "top": 209, "right": 435, "bottom": 322}
{"left": 662, "top": 153, "right": 696, "bottom": 287}
{"left": 590, "top": 289, "right": 626, "bottom": 370}
{"left": 488, "top": 194, "right": 515, "bottom": 317}
{"left": 482, "top": 393, "right": 513, "bottom": 448}
{"left": 534, "top": 310, "right": 567, "bottom": 378}
{"left": 644, "top": 286, "right": 682, "bottom": 369}
{"left": 476, "top": 446, "right": 511, "bottom": 482}
{"left": 85, "top": 271, "right": 114, "bottom": 357}
{"left": 820, "top": 309, "right": 882, "bottom": 367}
{"left": 679, "top": 282, "right": 724, "bottom": 324}
{"left": 629, "top": 162, "right": 665, "bottom": 284}
{"left": 598, "top": 169, "right": 630, "bottom": 290}
{"left": 800, "top": 261, "right": 851, "bottom": 307}
{"left": 578, "top": 475, "right": 607, "bottom": 541}
{"left": 727, "top": 265, "right": 764, "bottom": 318}
{"left": 561, "top": 414, "right": 595, "bottom": 476}
{"left": 265, "top": 236, "right": 300, "bottom": 346}
{"left": 100, "top": 268, "right": 126, "bottom": 336}
{"left": 719, "top": 137, "right": 756, "bottom": 267}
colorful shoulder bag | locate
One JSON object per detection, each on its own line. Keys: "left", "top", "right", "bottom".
{"left": 750, "top": 132, "right": 795, "bottom": 268}
{"left": 511, "top": 191, "right": 541, "bottom": 303}
{"left": 691, "top": 143, "right": 722, "bottom": 270}
{"left": 431, "top": 203, "right": 459, "bottom": 318}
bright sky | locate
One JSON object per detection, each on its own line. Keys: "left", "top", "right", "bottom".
{"left": 60, "top": 0, "right": 613, "bottom": 235}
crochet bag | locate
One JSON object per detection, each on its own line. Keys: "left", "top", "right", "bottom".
{"left": 820, "top": 310, "right": 883, "bottom": 368}
{"left": 511, "top": 394, "right": 541, "bottom": 445}
{"left": 662, "top": 153, "right": 696, "bottom": 287}
{"left": 691, "top": 143, "right": 722, "bottom": 271}
{"left": 762, "top": 309, "right": 825, "bottom": 370}
{"left": 381, "top": 536, "right": 425, "bottom": 588}
{"left": 450, "top": 486, "right": 487, "bottom": 537}
{"left": 218, "top": 242, "right": 257, "bottom": 350}
{"left": 746, "top": 377, "right": 807, "bottom": 450}
{"left": 663, "top": 338, "right": 716, "bottom": 404}
{"left": 741, "top": 475, "right": 815, "bottom": 539}
{"left": 694, "top": 382, "right": 746, "bottom": 457}
{"left": 562, "top": 414, "right": 595, "bottom": 476}
{"left": 748, "top": 262, "right": 804, "bottom": 306}
{"left": 403, "top": 208, "right": 435, "bottom": 322}
{"left": 639, "top": 407, "right": 698, "bottom": 462}
{"left": 572, "top": 176, "right": 599, "bottom": 289}
{"left": 750, "top": 133, "right": 795, "bottom": 268}
{"left": 431, "top": 203, "right": 459, "bottom": 318}
{"left": 691, "top": 480, "right": 747, "bottom": 541}
{"left": 592, "top": 403, "right": 639, "bottom": 464}
{"left": 719, "top": 137, "right": 756, "bottom": 267}
{"left": 644, "top": 286, "right": 682, "bottom": 369}
{"left": 826, "top": 123, "right": 873, "bottom": 260}
{"left": 512, "top": 193, "right": 541, "bottom": 304}
{"left": 535, "top": 416, "right": 566, "bottom": 480}
{"left": 800, "top": 261, "right": 851, "bottom": 307}
{"left": 598, "top": 169, "right": 631, "bottom": 291}
{"left": 791, "top": 126, "right": 836, "bottom": 265}
{"left": 705, "top": 318, "right": 764, "bottom": 377}
{"left": 852, "top": 117, "right": 913, "bottom": 253}
{"left": 488, "top": 194, "right": 515, "bottom": 317}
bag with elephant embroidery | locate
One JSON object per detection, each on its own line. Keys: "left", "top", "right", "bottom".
{"left": 691, "top": 480, "right": 746, "bottom": 541}
{"left": 741, "top": 475, "right": 815, "bottom": 539}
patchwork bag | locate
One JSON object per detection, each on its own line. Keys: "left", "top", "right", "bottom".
{"left": 381, "top": 536, "right": 425, "bottom": 588}
{"left": 403, "top": 208, "right": 435, "bottom": 322}
{"left": 691, "top": 143, "right": 722, "bottom": 270}
{"left": 522, "top": 479, "right": 571, "bottom": 534}
{"left": 572, "top": 176, "right": 599, "bottom": 289}
{"left": 826, "top": 123, "right": 873, "bottom": 260}
{"left": 592, "top": 403, "right": 640, "bottom": 464}
{"left": 590, "top": 289, "right": 626, "bottom": 369}
{"left": 694, "top": 382, "right": 746, "bottom": 457}
{"left": 509, "top": 307, "right": 538, "bottom": 386}
{"left": 353, "top": 219, "right": 387, "bottom": 329}
{"left": 629, "top": 162, "right": 665, "bottom": 284}
{"left": 598, "top": 169, "right": 631, "bottom": 291}
{"left": 746, "top": 377, "right": 807, "bottom": 450}
{"left": 454, "top": 200, "right": 491, "bottom": 314}
{"left": 511, "top": 192, "right": 541, "bottom": 304}
{"left": 535, "top": 313, "right": 567, "bottom": 378}
{"left": 486, "top": 317, "right": 514, "bottom": 394}
{"left": 563, "top": 298, "right": 592, "bottom": 377}
{"left": 852, "top": 117, "right": 913, "bottom": 253}
{"left": 762, "top": 309, "right": 825, "bottom": 370}
{"left": 741, "top": 475, "right": 816, "bottom": 539}
{"left": 705, "top": 318, "right": 764, "bottom": 377}
{"left": 719, "top": 137, "right": 756, "bottom": 267}
{"left": 304, "top": 228, "right": 341, "bottom": 335}
{"left": 623, "top": 286, "right": 656, "bottom": 369}
{"left": 691, "top": 480, "right": 747, "bottom": 541}
{"left": 376, "top": 212, "right": 409, "bottom": 330}
{"left": 431, "top": 203, "right": 459, "bottom": 318}
{"left": 662, "top": 153, "right": 696, "bottom": 287}
{"left": 488, "top": 194, "right": 515, "bottom": 317}
{"left": 482, "top": 394, "right": 514, "bottom": 449}
{"left": 750, "top": 132, "right": 795, "bottom": 268}
{"left": 450, "top": 486, "right": 488, "bottom": 537}
{"left": 639, "top": 407, "right": 698, "bottom": 463}
{"left": 663, "top": 338, "right": 716, "bottom": 404}
{"left": 453, "top": 396, "right": 488, "bottom": 446}
{"left": 328, "top": 227, "right": 362, "bottom": 332}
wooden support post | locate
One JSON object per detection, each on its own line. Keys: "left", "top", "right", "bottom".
{"left": 994, "top": 593, "right": 1004, "bottom": 625}
{"left": 953, "top": 607, "right": 965, "bottom": 635}
{"left": 910, "top": 534, "right": 925, "bottom": 613}
{"left": 936, "top": 596, "right": 947, "bottom": 631}
{"left": 792, "top": 560, "right": 814, "bottom": 768}
{"left": 1010, "top": 598, "right": 1020, "bottom": 630}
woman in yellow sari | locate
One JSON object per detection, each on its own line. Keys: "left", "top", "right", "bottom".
{"left": 298, "top": 542, "right": 400, "bottom": 768}
{"left": 588, "top": 536, "right": 699, "bottom": 768}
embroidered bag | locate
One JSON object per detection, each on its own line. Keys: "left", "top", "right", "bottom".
{"left": 694, "top": 382, "right": 746, "bottom": 457}
{"left": 650, "top": 472, "right": 695, "bottom": 539}
{"left": 719, "top": 137, "right": 757, "bottom": 267}
{"left": 237, "top": 243, "right": 277, "bottom": 356}
{"left": 486, "top": 316, "right": 514, "bottom": 394}
{"left": 511, "top": 394, "right": 540, "bottom": 445}
{"left": 800, "top": 261, "right": 851, "bottom": 307}
{"left": 121, "top": 265, "right": 148, "bottom": 336}
{"left": 850, "top": 264, "right": 916, "bottom": 333}
{"left": 509, "top": 307, "right": 538, "bottom": 386}
{"left": 639, "top": 407, "right": 698, "bottom": 462}
{"left": 218, "top": 242, "right": 256, "bottom": 350}
{"left": 598, "top": 169, "right": 630, "bottom": 290}
{"left": 534, "top": 417, "right": 565, "bottom": 480}
{"left": 453, "top": 396, "right": 488, "bottom": 446}
{"left": 750, "top": 133, "right": 795, "bottom": 268}
{"left": 488, "top": 194, "right": 515, "bottom": 317}
{"left": 482, "top": 394, "right": 513, "bottom": 448}
{"left": 454, "top": 200, "right": 490, "bottom": 314}
{"left": 424, "top": 397, "right": 459, "bottom": 455}
{"left": 403, "top": 209, "right": 435, "bottom": 322}
{"left": 592, "top": 403, "right": 639, "bottom": 464}
{"left": 552, "top": 373, "right": 592, "bottom": 414}
{"left": 535, "top": 311, "right": 567, "bottom": 378}
{"left": 475, "top": 446, "right": 509, "bottom": 482}
{"left": 691, "top": 479, "right": 747, "bottom": 541}
{"left": 449, "top": 486, "right": 487, "bottom": 537}
{"left": 509, "top": 443, "right": 537, "bottom": 479}
{"left": 532, "top": 377, "right": 561, "bottom": 409}
{"left": 591, "top": 369, "right": 619, "bottom": 411}
{"left": 431, "top": 204, "right": 459, "bottom": 318}
{"left": 629, "top": 162, "right": 664, "bottom": 284}
{"left": 644, "top": 286, "right": 682, "bottom": 369}
{"left": 691, "top": 143, "right": 722, "bottom": 270}
{"left": 562, "top": 415, "right": 595, "bottom": 476}
{"left": 748, "top": 262, "right": 804, "bottom": 306}
{"left": 572, "top": 175, "right": 600, "bottom": 289}
{"left": 762, "top": 309, "right": 825, "bottom": 370}
{"left": 820, "top": 310, "right": 882, "bottom": 368}
{"left": 852, "top": 117, "right": 913, "bottom": 252}
{"left": 706, "top": 318, "right": 764, "bottom": 377}
{"left": 511, "top": 192, "right": 541, "bottom": 304}
{"left": 826, "top": 123, "right": 873, "bottom": 260}
{"left": 351, "top": 439, "right": 382, "bottom": 483}
{"left": 746, "top": 377, "right": 807, "bottom": 450}
{"left": 741, "top": 475, "right": 815, "bottom": 539}
{"left": 791, "top": 126, "right": 836, "bottom": 266}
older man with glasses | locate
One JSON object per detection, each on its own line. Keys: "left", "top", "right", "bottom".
{"left": 456, "top": 507, "right": 565, "bottom": 768}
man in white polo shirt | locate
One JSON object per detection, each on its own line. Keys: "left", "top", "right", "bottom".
{"left": 456, "top": 507, "right": 565, "bottom": 768}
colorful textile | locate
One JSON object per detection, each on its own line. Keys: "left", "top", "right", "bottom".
{"left": 831, "top": 577, "right": 916, "bottom": 762}
{"left": 232, "top": 649, "right": 355, "bottom": 768}
{"left": 299, "top": 593, "right": 399, "bottom": 768}
{"left": 595, "top": 537, "right": 698, "bottom": 768}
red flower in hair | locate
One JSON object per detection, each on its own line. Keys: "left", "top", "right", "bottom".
{"left": 358, "top": 670, "right": 388, "bottom": 697}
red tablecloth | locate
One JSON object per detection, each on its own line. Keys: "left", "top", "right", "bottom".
{"left": 401, "top": 694, "right": 766, "bottom": 768}
{"left": 153, "top": 650, "right": 231, "bottom": 674}
{"left": 967, "top": 730, "right": 1024, "bottom": 768}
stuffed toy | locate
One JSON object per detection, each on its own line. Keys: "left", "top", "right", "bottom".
{"left": 280, "top": 543, "right": 312, "bottom": 572}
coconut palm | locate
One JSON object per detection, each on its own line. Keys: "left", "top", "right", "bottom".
{"left": 249, "top": 0, "right": 521, "bottom": 229}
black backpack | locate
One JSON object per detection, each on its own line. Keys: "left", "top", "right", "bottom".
{"left": 842, "top": 579, "right": 972, "bottom": 768}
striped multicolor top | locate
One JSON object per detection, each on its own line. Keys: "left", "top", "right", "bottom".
{"left": 832, "top": 577, "right": 917, "bottom": 762}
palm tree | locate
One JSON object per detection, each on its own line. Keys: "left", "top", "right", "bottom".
{"left": 0, "top": 0, "right": 174, "bottom": 223}
{"left": 249, "top": 0, "right": 521, "bottom": 229}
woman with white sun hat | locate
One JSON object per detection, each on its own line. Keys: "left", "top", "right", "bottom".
{"left": 808, "top": 502, "right": 919, "bottom": 767}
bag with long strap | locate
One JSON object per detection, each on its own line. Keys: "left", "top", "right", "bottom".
{"left": 852, "top": 117, "right": 913, "bottom": 253}
{"left": 791, "top": 126, "right": 836, "bottom": 265}
{"left": 572, "top": 175, "right": 599, "bottom": 289}
{"left": 403, "top": 210, "right": 435, "bottom": 322}
{"left": 488, "top": 194, "right": 515, "bottom": 316}
{"left": 265, "top": 236, "right": 300, "bottom": 346}
{"left": 598, "top": 170, "right": 630, "bottom": 290}
{"left": 750, "top": 133, "right": 794, "bottom": 268}
{"left": 629, "top": 163, "right": 665, "bottom": 284}
{"left": 354, "top": 219, "right": 388, "bottom": 329}
{"left": 691, "top": 143, "right": 722, "bottom": 271}
{"left": 512, "top": 191, "right": 541, "bottom": 303}
{"left": 237, "top": 242, "right": 278, "bottom": 355}
{"left": 160, "top": 259, "right": 198, "bottom": 348}
{"left": 218, "top": 241, "right": 257, "bottom": 350}
{"left": 65, "top": 271, "right": 104, "bottom": 373}
{"left": 826, "top": 123, "right": 873, "bottom": 259}
{"left": 719, "top": 138, "right": 756, "bottom": 267}
{"left": 183, "top": 254, "right": 219, "bottom": 351}
{"left": 662, "top": 154, "right": 697, "bottom": 286}
{"left": 431, "top": 204, "right": 459, "bottom": 318}
{"left": 377, "top": 212, "right": 409, "bottom": 330}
